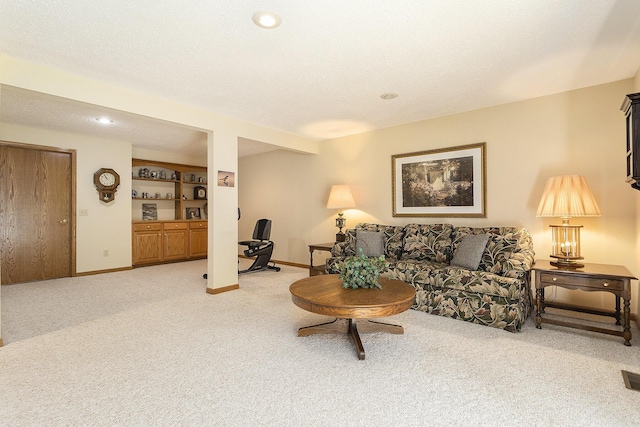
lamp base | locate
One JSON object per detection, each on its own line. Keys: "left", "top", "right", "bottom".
{"left": 550, "top": 255, "right": 584, "bottom": 269}
{"left": 336, "top": 232, "right": 346, "bottom": 242}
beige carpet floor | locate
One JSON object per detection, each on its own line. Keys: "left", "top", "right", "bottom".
{"left": 0, "top": 259, "right": 639, "bottom": 426}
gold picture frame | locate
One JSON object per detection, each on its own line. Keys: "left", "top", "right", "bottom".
{"left": 392, "top": 142, "right": 486, "bottom": 217}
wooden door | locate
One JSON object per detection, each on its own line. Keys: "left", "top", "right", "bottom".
{"left": 0, "top": 143, "right": 75, "bottom": 284}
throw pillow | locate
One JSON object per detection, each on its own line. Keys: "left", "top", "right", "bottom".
{"left": 356, "top": 230, "right": 385, "bottom": 257}
{"left": 450, "top": 234, "right": 490, "bottom": 270}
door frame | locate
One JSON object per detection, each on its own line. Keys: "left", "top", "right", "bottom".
{"left": 0, "top": 140, "right": 77, "bottom": 279}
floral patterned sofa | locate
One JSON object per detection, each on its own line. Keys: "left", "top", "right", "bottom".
{"left": 325, "top": 223, "right": 535, "bottom": 332}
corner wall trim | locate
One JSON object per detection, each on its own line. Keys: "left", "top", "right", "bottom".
{"left": 206, "top": 284, "right": 240, "bottom": 295}
{"left": 75, "top": 266, "right": 133, "bottom": 276}
{"left": 238, "top": 255, "right": 307, "bottom": 270}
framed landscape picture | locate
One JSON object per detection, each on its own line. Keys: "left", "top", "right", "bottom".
{"left": 392, "top": 142, "right": 486, "bottom": 217}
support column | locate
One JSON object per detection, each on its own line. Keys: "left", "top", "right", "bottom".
{"left": 205, "top": 130, "right": 240, "bottom": 294}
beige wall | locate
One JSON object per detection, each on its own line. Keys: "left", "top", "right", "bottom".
{"left": 240, "top": 79, "right": 640, "bottom": 314}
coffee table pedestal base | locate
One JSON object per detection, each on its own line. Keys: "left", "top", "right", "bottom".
{"left": 298, "top": 318, "right": 404, "bottom": 360}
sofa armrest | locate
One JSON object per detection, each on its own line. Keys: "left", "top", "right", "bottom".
{"left": 330, "top": 241, "right": 349, "bottom": 257}
{"left": 325, "top": 257, "right": 345, "bottom": 274}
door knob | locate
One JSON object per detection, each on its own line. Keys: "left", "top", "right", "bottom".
{"left": 59, "top": 218, "right": 68, "bottom": 224}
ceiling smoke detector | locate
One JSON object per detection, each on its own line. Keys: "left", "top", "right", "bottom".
{"left": 380, "top": 93, "right": 398, "bottom": 100}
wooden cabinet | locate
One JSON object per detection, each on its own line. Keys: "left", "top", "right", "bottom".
{"left": 131, "top": 159, "right": 208, "bottom": 266}
{"left": 132, "top": 221, "right": 207, "bottom": 266}
{"left": 163, "top": 222, "right": 189, "bottom": 261}
{"left": 189, "top": 221, "right": 208, "bottom": 257}
{"left": 132, "top": 223, "right": 163, "bottom": 265}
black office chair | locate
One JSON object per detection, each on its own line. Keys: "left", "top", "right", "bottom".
{"left": 238, "top": 218, "right": 281, "bottom": 274}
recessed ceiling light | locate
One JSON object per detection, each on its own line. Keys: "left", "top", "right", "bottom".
{"left": 380, "top": 93, "right": 398, "bottom": 100}
{"left": 252, "top": 11, "right": 281, "bottom": 29}
{"left": 95, "top": 117, "right": 113, "bottom": 124}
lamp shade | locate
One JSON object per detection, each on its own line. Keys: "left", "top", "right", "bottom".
{"left": 536, "top": 175, "right": 601, "bottom": 218}
{"left": 327, "top": 185, "right": 356, "bottom": 210}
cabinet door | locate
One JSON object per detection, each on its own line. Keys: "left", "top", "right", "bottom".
{"left": 190, "top": 224, "right": 208, "bottom": 258}
{"left": 133, "top": 230, "right": 163, "bottom": 265}
{"left": 164, "top": 225, "right": 189, "bottom": 261}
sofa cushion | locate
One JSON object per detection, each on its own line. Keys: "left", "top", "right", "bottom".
{"left": 452, "top": 227, "right": 535, "bottom": 278}
{"left": 356, "top": 230, "right": 384, "bottom": 257}
{"left": 402, "top": 223, "right": 453, "bottom": 263}
{"left": 354, "top": 223, "right": 405, "bottom": 260}
{"left": 451, "top": 234, "right": 490, "bottom": 270}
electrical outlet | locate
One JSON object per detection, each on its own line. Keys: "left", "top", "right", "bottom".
{"left": 79, "top": 209, "right": 88, "bottom": 216}
{"left": 103, "top": 250, "right": 109, "bottom": 257}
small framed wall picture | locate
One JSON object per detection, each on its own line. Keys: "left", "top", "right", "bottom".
{"left": 142, "top": 203, "right": 158, "bottom": 221}
{"left": 217, "top": 171, "right": 235, "bottom": 187}
{"left": 186, "top": 207, "right": 201, "bottom": 219}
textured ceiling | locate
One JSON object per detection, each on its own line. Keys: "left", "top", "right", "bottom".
{"left": 1, "top": 1, "right": 640, "bottom": 157}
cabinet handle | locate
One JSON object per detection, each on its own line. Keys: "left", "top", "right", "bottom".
{"left": 147, "top": 225, "right": 151, "bottom": 229}
{"left": 552, "top": 277, "right": 557, "bottom": 282}
{"left": 603, "top": 282, "right": 609, "bottom": 287}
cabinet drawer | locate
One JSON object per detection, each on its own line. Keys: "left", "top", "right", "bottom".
{"left": 189, "top": 221, "right": 208, "bottom": 229}
{"left": 538, "top": 271, "right": 623, "bottom": 291}
{"left": 164, "top": 222, "right": 187, "bottom": 230}
{"left": 134, "top": 223, "right": 162, "bottom": 232}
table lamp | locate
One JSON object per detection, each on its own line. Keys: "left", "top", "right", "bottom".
{"left": 327, "top": 184, "right": 356, "bottom": 242}
{"left": 536, "top": 175, "right": 601, "bottom": 268}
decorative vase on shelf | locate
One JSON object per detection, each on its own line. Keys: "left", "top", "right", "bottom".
{"left": 339, "top": 248, "right": 389, "bottom": 289}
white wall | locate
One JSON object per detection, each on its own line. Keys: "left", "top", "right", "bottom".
{"left": 0, "top": 123, "right": 132, "bottom": 273}
{"left": 240, "top": 79, "right": 640, "bottom": 314}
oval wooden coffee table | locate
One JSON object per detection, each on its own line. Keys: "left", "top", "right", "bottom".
{"left": 289, "top": 274, "right": 415, "bottom": 360}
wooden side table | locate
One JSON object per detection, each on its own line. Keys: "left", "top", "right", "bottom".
{"left": 533, "top": 259, "right": 637, "bottom": 346}
{"left": 308, "top": 242, "right": 335, "bottom": 276}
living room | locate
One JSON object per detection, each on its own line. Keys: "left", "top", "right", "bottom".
{"left": 239, "top": 77, "right": 640, "bottom": 316}
{"left": 1, "top": 2, "right": 640, "bottom": 424}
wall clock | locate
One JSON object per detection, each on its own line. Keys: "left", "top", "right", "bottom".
{"left": 94, "top": 168, "right": 120, "bottom": 202}
{"left": 194, "top": 185, "right": 207, "bottom": 200}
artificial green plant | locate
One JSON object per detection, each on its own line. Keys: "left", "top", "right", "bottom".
{"left": 339, "top": 247, "right": 389, "bottom": 289}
